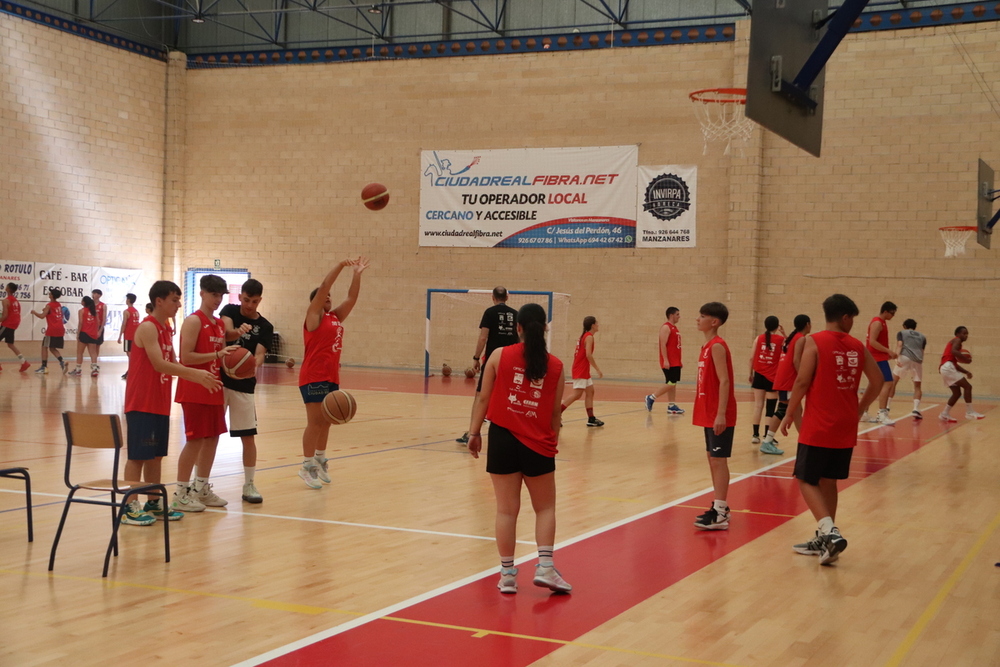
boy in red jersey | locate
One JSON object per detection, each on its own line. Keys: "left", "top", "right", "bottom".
{"left": 122, "top": 281, "right": 222, "bottom": 525}
{"left": 938, "top": 326, "right": 984, "bottom": 422}
{"left": 298, "top": 257, "right": 369, "bottom": 489}
{"left": 0, "top": 282, "right": 31, "bottom": 372}
{"left": 171, "top": 275, "right": 241, "bottom": 512}
{"left": 645, "top": 307, "right": 685, "bottom": 415}
{"left": 91, "top": 289, "right": 107, "bottom": 376}
{"left": 29, "top": 288, "right": 67, "bottom": 374}
{"left": 117, "top": 293, "right": 141, "bottom": 380}
{"left": 560, "top": 316, "right": 604, "bottom": 427}
{"left": 692, "top": 302, "right": 737, "bottom": 530}
{"left": 781, "top": 294, "right": 884, "bottom": 565}
{"left": 468, "top": 303, "right": 570, "bottom": 594}
{"left": 863, "top": 301, "right": 897, "bottom": 425}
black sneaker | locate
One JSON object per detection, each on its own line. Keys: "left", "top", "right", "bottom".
{"left": 694, "top": 506, "right": 730, "bottom": 530}
{"left": 587, "top": 417, "right": 604, "bottom": 427}
{"left": 456, "top": 432, "right": 469, "bottom": 444}
{"left": 819, "top": 529, "right": 847, "bottom": 565}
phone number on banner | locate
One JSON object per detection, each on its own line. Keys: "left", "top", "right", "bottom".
{"left": 494, "top": 218, "right": 636, "bottom": 249}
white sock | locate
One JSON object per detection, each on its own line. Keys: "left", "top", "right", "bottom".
{"left": 965, "top": 403, "right": 975, "bottom": 413}
{"left": 17, "top": 354, "right": 25, "bottom": 361}
{"left": 192, "top": 476, "right": 208, "bottom": 492}
{"left": 712, "top": 499, "right": 729, "bottom": 513}
{"left": 175, "top": 481, "right": 189, "bottom": 494}
{"left": 913, "top": 399, "right": 920, "bottom": 411}
{"left": 244, "top": 466, "right": 255, "bottom": 484}
{"left": 817, "top": 516, "right": 835, "bottom": 535}
{"left": 537, "top": 546, "right": 554, "bottom": 568}
{"left": 302, "top": 458, "right": 314, "bottom": 468}
{"left": 314, "top": 449, "right": 326, "bottom": 462}
{"left": 942, "top": 405, "right": 951, "bottom": 416}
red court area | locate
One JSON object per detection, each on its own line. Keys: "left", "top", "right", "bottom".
{"left": 254, "top": 410, "right": 971, "bottom": 667}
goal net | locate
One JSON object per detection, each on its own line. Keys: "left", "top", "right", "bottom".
{"left": 425, "top": 289, "right": 571, "bottom": 377}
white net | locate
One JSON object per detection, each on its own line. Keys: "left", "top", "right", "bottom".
{"left": 939, "top": 227, "right": 976, "bottom": 258}
{"left": 426, "top": 290, "right": 571, "bottom": 376}
{"left": 690, "top": 88, "right": 754, "bottom": 156}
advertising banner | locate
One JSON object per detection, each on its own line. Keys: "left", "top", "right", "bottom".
{"left": 636, "top": 166, "right": 698, "bottom": 248}
{"left": 0, "top": 259, "right": 35, "bottom": 301}
{"left": 420, "top": 146, "right": 638, "bottom": 248}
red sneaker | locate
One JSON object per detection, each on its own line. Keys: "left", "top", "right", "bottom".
{"left": 19, "top": 361, "right": 30, "bottom": 372}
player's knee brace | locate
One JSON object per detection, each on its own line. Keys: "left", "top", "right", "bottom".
{"left": 774, "top": 402, "right": 787, "bottom": 421}
{"left": 765, "top": 398, "right": 777, "bottom": 418}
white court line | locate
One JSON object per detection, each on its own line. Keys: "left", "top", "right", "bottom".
{"left": 0, "top": 489, "right": 65, "bottom": 499}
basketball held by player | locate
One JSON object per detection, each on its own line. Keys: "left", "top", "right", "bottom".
{"left": 645, "top": 307, "right": 684, "bottom": 415}
{"left": 561, "top": 316, "right": 604, "bottom": 427}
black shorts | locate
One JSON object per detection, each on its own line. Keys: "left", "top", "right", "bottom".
{"left": 661, "top": 366, "right": 681, "bottom": 384}
{"left": 0, "top": 327, "right": 14, "bottom": 344}
{"left": 96, "top": 332, "right": 105, "bottom": 345}
{"left": 78, "top": 332, "right": 99, "bottom": 345}
{"left": 123, "top": 339, "right": 133, "bottom": 353}
{"left": 43, "top": 336, "right": 64, "bottom": 349}
{"left": 485, "top": 423, "right": 555, "bottom": 477}
{"left": 793, "top": 443, "right": 853, "bottom": 485}
{"left": 751, "top": 372, "right": 774, "bottom": 391}
{"left": 126, "top": 411, "right": 170, "bottom": 461}
{"left": 476, "top": 366, "right": 485, "bottom": 393}
{"left": 703, "top": 426, "right": 734, "bottom": 458}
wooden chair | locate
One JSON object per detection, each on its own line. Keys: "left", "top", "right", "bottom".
{"left": 0, "top": 467, "right": 33, "bottom": 542}
{"left": 49, "top": 412, "right": 170, "bottom": 577}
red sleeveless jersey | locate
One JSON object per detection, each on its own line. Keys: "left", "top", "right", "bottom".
{"left": 45, "top": 301, "right": 65, "bottom": 337}
{"left": 866, "top": 316, "right": 889, "bottom": 362}
{"left": 752, "top": 333, "right": 785, "bottom": 381}
{"left": 2, "top": 295, "right": 21, "bottom": 329}
{"left": 174, "top": 310, "right": 225, "bottom": 406}
{"left": 798, "top": 330, "right": 866, "bottom": 449}
{"left": 299, "top": 311, "right": 344, "bottom": 386}
{"left": 571, "top": 331, "right": 593, "bottom": 379}
{"left": 95, "top": 301, "right": 107, "bottom": 330}
{"left": 486, "top": 343, "right": 564, "bottom": 457}
{"left": 693, "top": 336, "right": 737, "bottom": 428}
{"left": 940, "top": 338, "right": 960, "bottom": 366}
{"left": 660, "top": 322, "right": 682, "bottom": 368}
{"left": 773, "top": 332, "right": 805, "bottom": 392}
{"left": 79, "top": 308, "right": 100, "bottom": 338}
{"left": 125, "top": 317, "right": 176, "bottom": 415}
{"left": 122, "top": 306, "right": 140, "bottom": 341}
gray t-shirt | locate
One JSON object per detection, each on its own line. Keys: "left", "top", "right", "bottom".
{"left": 897, "top": 329, "right": 926, "bottom": 363}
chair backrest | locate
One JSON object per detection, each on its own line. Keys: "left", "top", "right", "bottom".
{"left": 61, "top": 412, "right": 124, "bottom": 490}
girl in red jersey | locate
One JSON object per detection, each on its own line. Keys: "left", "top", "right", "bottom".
{"left": 29, "top": 288, "right": 66, "bottom": 374}
{"left": 748, "top": 316, "right": 784, "bottom": 450}
{"left": 297, "top": 257, "right": 369, "bottom": 489}
{"left": 468, "top": 303, "right": 570, "bottom": 594}
{"left": 68, "top": 296, "right": 100, "bottom": 377}
{"left": 560, "top": 316, "right": 604, "bottom": 427}
{"left": 760, "top": 314, "right": 811, "bottom": 454}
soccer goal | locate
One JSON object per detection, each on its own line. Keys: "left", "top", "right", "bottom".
{"left": 425, "top": 289, "right": 572, "bottom": 377}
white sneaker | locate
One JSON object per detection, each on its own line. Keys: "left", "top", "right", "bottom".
{"left": 533, "top": 564, "right": 572, "bottom": 593}
{"left": 751, "top": 436, "right": 761, "bottom": 445}
{"left": 195, "top": 482, "right": 228, "bottom": 507}
{"left": 940, "top": 412, "right": 958, "bottom": 423}
{"left": 862, "top": 413, "right": 880, "bottom": 423}
{"left": 170, "top": 486, "right": 206, "bottom": 512}
{"left": 497, "top": 567, "right": 518, "bottom": 594}
{"left": 242, "top": 482, "right": 263, "bottom": 503}
{"left": 298, "top": 463, "right": 322, "bottom": 489}
{"left": 966, "top": 411, "right": 985, "bottom": 420}
{"left": 876, "top": 409, "right": 895, "bottom": 426}
{"left": 315, "top": 457, "right": 332, "bottom": 484}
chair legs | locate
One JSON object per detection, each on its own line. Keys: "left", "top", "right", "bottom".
{"left": 0, "top": 468, "right": 32, "bottom": 542}
{"left": 48, "top": 488, "right": 78, "bottom": 571}
{"left": 102, "top": 485, "right": 170, "bottom": 578}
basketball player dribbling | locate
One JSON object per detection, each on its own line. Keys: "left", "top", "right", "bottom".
{"left": 938, "top": 326, "right": 984, "bottom": 422}
{"left": 644, "top": 307, "right": 684, "bottom": 415}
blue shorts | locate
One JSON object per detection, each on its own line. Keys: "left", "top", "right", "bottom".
{"left": 126, "top": 411, "right": 170, "bottom": 461}
{"left": 877, "top": 360, "right": 893, "bottom": 382}
{"left": 300, "top": 381, "right": 339, "bottom": 403}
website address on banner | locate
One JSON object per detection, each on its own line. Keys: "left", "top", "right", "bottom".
{"left": 423, "top": 229, "right": 504, "bottom": 238}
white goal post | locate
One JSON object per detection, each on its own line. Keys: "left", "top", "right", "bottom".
{"left": 425, "top": 289, "right": 571, "bottom": 377}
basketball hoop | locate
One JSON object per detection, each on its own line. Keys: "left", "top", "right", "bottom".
{"left": 689, "top": 88, "right": 754, "bottom": 156}
{"left": 938, "top": 226, "right": 977, "bottom": 258}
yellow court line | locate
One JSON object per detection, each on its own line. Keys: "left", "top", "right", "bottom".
{"left": 0, "top": 568, "right": 360, "bottom": 617}
{"left": 883, "top": 508, "right": 1000, "bottom": 667}
{"left": 382, "top": 615, "right": 744, "bottom": 667}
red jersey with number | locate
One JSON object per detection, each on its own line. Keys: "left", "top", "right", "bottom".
{"left": 45, "top": 301, "right": 65, "bottom": 337}
{"left": 125, "top": 317, "right": 176, "bottom": 415}
{"left": 174, "top": 310, "right": 225, "bottom": 406}
{"left": 752, "top": 333, "right": 785, "bottom": 381}
{"left": 486, "top": 343, "right": 564, "bottom": 457}
{"left": 79, "top": 308, "right": 100, "bottom": 338}
{"left": 866, "top": 316, "right": 889, "bottom": 362}
{"left": 799, "top": 330, "right": 866, "bottom": 450}
{"left": 95, "top": 301, "right": 107, "bottom": 332}
{"left": 693, "top": 336, "right": 737, "bottom": 428}
{"left": 2, "top": 295, "right": 21, "bottom": 329}
{"left": 122, "top": 306, "right": 140, "bottom": 341}
{"left": 572, "top": 332, "right": 593, "bottom": 379}
{"left": 299, "top": 310, "right": 344, "bottom": 386}
{"left": 660, "top": 322, "right": 682, "bottom": 368}
{"left": 941, "top": 338, "right": 960, "bottom": 366}
{"left": 773, "top": 332, "right": 805, "bottom": 392}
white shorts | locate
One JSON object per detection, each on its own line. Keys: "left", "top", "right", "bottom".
{"left": 224, "top": 388, "right": 257, "bottom": 436}
{"left": 893, "top": 356, "right": 923, "bottom": 382}
{"left": 939, "top": 361, "right": 965, "bottom": 389}
{"left": 572, "top": 378, "right": 594, "bottom": 390}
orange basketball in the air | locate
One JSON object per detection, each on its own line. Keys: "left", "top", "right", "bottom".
{"left": 322, "top": 390, "right": 357, "bottom": 425}
{"left": 222, "top": 347, "right": 256, "bottom": 379}
{"left": 362, "top": 183, "right": 390, "bottom": 210}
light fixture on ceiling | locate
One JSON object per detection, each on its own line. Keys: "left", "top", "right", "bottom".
{"left": 192, "top": 14, "right": 205, "bottom": 22}
{"left": 367, "top": 4, "right": 382, "bottom": 14}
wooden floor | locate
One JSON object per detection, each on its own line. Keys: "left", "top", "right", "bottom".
{"left": 1, "top": 362, "right": 999, "bottom": 666}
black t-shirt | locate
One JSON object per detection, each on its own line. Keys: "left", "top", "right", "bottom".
{"left": 480, "top": 304, "right": 519, "bottom": 360}
{"left": 219, "top": 303, "right": 274, "bottom": 393}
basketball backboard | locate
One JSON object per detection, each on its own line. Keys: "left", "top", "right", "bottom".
{"left": 977, "top": 158, "right": 996, "bottom": 249}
